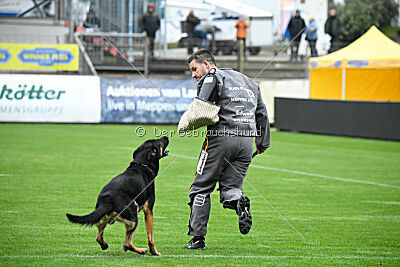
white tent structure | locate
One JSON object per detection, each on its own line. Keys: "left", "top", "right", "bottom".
{"left": 162, "top": 0, "right": 273, "bottom": 46}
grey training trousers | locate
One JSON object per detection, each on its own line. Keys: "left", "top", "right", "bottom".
{"left": 188, "top": 135, "right": 253, "bottom": 236}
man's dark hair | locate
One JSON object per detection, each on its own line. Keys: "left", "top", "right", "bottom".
{"left": 187, "top": 48, "right": 216, "bottom": 66}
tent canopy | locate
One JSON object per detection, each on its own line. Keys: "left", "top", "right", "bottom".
{"left": 309, "top": 26, "right": 400, "bottom": 69}
{"left": 309, "top": 26, "right": 400, "bottom": 102}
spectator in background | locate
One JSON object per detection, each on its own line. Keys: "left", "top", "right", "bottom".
{"left": 235, "top": 16, "right": 249, "bottom": 59}
{"left": 186, "top": 10, "right": 201, "bottom": 55}
{"left": 140, "top": 3, "right": 160, "bottom": 57}
{"left": 325, "top": 8, "right": 341, "bottom": 53}
{"left": 194, "top": 22, "right": 214, "bottom": 50}
{"left": 84, "top": 8, "right": 100, "bottom": 28}
{"left": 287, "top": 10, "right": 305, "bottom": 61}
{"left": 305, "top": 16, "right": 318, "bottom": 57}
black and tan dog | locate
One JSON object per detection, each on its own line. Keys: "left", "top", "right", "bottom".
{"left": 66, "top": 136, "right": 169, "bottom": 256}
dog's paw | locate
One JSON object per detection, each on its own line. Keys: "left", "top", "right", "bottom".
{"left": 136, "top": 248, "right": 148, "bottom": 255}
{"left": 151, "top": 251, "right": 161, "bottom": 256}
{"left": 150, "top": 246, "right": 161, "bottom": 256}
{"left": 123, "top": 245, "right": 147, "bottom": 255}
{"left": 100, "top": 243, "right": 109, "bottom": 250}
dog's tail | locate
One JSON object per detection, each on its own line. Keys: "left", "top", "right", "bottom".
{"left": 66, "top": 205, "right": 112, "bottom": 226}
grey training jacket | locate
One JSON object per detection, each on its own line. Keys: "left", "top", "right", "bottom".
{"left": 197, "top": 68, "right": 270, "bottom": 149}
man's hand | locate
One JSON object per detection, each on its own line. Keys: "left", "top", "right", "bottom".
{"left": 256, "top": 147, "right": 267, "bottom": 155}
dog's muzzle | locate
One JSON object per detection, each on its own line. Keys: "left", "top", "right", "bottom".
{"left": 161, "top": 149, "right": 169, "bottom": 158}
{"left": 160, "top": 136, "right": 169, "bottom": 158}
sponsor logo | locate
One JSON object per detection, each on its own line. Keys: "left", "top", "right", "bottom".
{"left": 310, "top": 60, "right": 318, "bottom": 68}
{"left": 0, "top": 49, "right": 11, "bottom": 63}
{"left": 334, "top": 60, "right": 342, "bottom": 68}
{"left": 196, "top": 150, "right": 208, "bottom": 175}
{"left": 193, "top": 194, "right": 206, "bottom": 207}
{"left": 0, "top": 84, "right": 66, "bottom": 100}
{"left": 17, "top": 48, "right": 73, "bottom": 66}
{"left": 347, "top": 60, "right": 369, "bottom": 68}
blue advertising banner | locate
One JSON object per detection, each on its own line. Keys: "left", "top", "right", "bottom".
{"left": 100, "top": 77, "right": 197, "bottom": 123}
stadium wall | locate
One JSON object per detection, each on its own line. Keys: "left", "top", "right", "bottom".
{"left": 0, "top": 74, "right": 197, "bottom": 124}
{"left": 274, "top": 97, "right": 400, "bottom": 141}
{"left": 0, "top": 74, "right": 100, "bottom": 123}
{"left": 100, "top": 77, "right": 196, "bottom": 124}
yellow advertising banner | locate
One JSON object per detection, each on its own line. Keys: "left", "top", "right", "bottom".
{"left": 0, "top": 43, "right": 79, "bottom": 71}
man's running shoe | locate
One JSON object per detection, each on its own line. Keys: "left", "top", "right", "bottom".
{"left": 184, "top": 236, "right": 206, "bottom": 250}
{"left": 237, "top": 195, "right": 252, "bottom": 234}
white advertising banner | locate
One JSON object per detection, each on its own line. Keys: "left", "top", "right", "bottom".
{"left": 0, "top": 74, "right": 101, "bottom": 123}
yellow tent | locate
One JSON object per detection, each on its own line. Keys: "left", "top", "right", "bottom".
{"left": 309, "top": 25, "right": 400, "bottom": 102}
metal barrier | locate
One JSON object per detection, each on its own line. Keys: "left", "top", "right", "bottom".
{"left": 74, "top": 31, "right": 148, "bottom": 75}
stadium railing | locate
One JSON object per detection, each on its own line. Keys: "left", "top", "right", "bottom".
{"left": 74, "top": 31, "right": 148, "bottom": 75}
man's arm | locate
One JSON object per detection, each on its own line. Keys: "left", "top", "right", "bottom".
{"left": 139, "top": 15, "right": 144, "bottom": 30}
{"left": 197, "top": 74, "right": 217, "bottom": 102}
{"left": 287, "top": 19, "right": 292, "bottom": 31}
{"left": 187, "top": 15, "right": 200, "bottom": 25}
{"left": 254, "top": 86, "right": 270, "bottom": 154}
{"left": 324, "top": 20, "right": 329, "bottom": 34}
{"left": 337, "top": 19, "right": 342, "bottom": 36}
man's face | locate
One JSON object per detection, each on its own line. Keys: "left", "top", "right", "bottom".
{"left": 189, "top": 60, "right": 208, "bottom": 81}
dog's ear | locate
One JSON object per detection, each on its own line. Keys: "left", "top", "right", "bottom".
{"left": 133, "top": 143, "right": 149, "bottom": 161}
{"left": 133, "top": 144, "right": 142, "bottom": 160}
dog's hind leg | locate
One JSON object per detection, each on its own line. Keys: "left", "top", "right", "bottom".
{"left": 96, "top": 219, "right": 109, "bottom": 250}
{"left": 122, "top": 221, "right": 148, "bottom": 255}
{"left": 144, "top": 207, "right": 161, "bottom": 256}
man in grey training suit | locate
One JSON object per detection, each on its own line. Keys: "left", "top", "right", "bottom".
{"left": 184, "top": 49, "right": 270, "bottom": 250}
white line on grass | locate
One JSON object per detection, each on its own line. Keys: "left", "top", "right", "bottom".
{"left": 363, "top": 200, "right": 400, "bottom": 205}
{"left": 1, "top": 254, "right": 399, "bottom": 260}
{"left": 171, "top": 153, "right": 400, "bottom": 190}
{"left": 251, "top": 165, "right": 400, "bottom": 189}
{"left": 0, "top": 174, "right": 13, "bottom": 176}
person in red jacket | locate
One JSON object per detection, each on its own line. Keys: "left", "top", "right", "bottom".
{"left": 140, "top": 3, "right": 160, "bottom": 57}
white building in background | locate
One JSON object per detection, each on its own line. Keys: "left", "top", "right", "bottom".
{"left": 162, "top": 0, "right": 329, "bottom": 54}
{"left": 162, "top": 0, "right": 274, "bottom": 43}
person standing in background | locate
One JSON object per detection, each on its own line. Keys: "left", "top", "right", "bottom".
{"left": 235, "top": 16, "right": 249, "bottom": 59}
{"left": 140, "top": 3, "right": 160, "bottom": 57}
{"left": 84, "top": 8, "right": 100, "bottom": 29}
{"left": 287, "top": 10, "right": 306, "bottom": 61}
{"left": 324, "top": 8, "right": 341, "bottom": 53}
{"left": 305, "top": 16, "right": 318, "bottom": 57}
{"left": 186, "top": 10, "right": 201, "bottom": 55}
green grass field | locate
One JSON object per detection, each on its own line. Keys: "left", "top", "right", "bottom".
{"left": 0, "top": 123, "right": 399, "bottom": 266}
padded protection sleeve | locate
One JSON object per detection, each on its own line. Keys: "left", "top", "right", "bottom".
{"left": 178, "top": 98, "right": 220, "bottom": 132}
